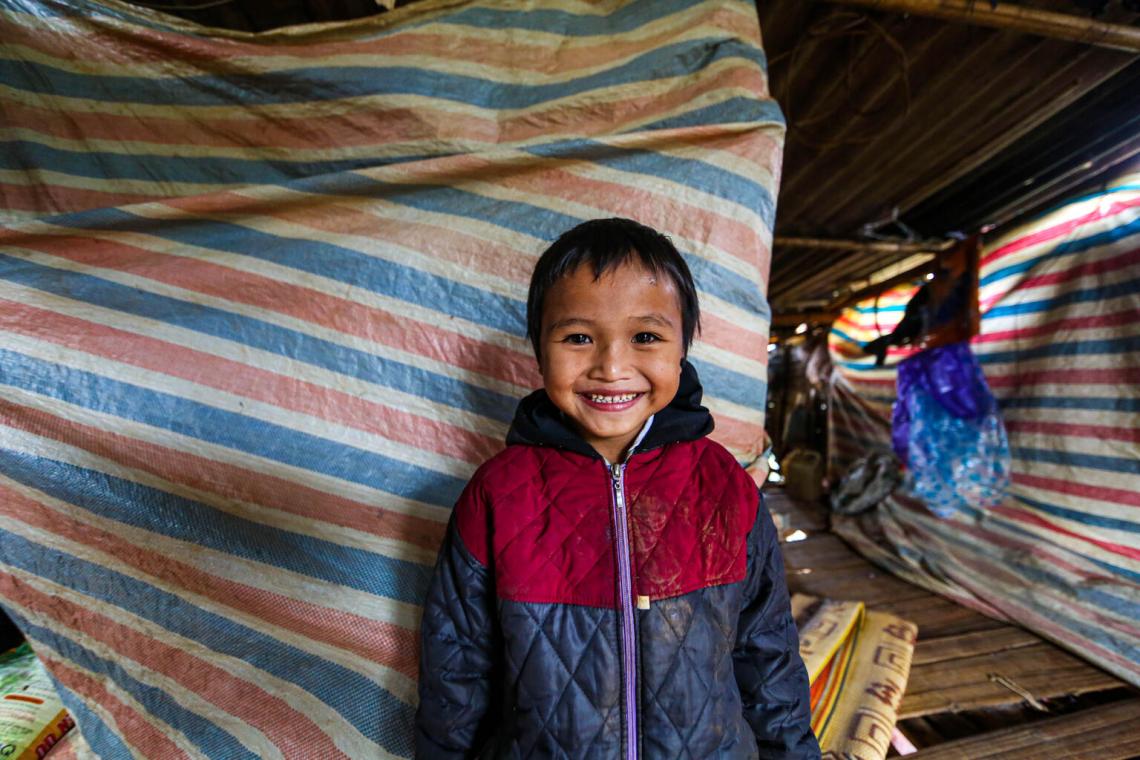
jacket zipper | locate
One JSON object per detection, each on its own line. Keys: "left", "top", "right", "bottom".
{"left": 609, "top": 461, "right": 638, "bottom": 760}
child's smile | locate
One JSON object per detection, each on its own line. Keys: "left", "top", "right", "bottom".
{"left": 539, "top": 260, "right": 684, "bottom": 462}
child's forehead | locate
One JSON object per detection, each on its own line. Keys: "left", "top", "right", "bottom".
{"left": 572, "top": 259, "right": 672, "bottom": 289}
{"left": 543, "top": 261, "right": 681, "bottom": 320}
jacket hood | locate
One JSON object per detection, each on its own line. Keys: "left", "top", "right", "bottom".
{"left": 506, "top": 359, "right": 714, "bottom": 459}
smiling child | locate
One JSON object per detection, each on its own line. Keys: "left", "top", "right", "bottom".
{"left": 415, "top": 218, "right": 818, "bottom": 759}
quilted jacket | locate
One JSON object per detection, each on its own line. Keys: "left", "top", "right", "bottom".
{"left": 416, "top": 362, "right": 819, "bottom": 759}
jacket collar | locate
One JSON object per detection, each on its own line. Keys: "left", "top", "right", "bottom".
{"left": 505, "top": 359, "right": 714, "bottom": 460}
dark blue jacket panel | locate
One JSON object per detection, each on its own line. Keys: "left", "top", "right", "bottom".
{"left": 416, "top": 500, "right": 819, "bottom": 759}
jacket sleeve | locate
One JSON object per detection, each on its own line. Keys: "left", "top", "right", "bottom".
{"left": 415, "top": 484, "right": 499, "bottom": 759}
{"left": 733, "top": 491, "right": 821, "bottom": 759}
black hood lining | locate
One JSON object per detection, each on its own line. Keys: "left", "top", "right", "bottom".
{"left": 505, "top": 360, "right": 714, "bottom": 460}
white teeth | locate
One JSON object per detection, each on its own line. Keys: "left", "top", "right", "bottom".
{"left": 587, "top": 393, "right": 638, "bottom": 404}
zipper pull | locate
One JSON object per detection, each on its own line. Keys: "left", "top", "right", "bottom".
{"left": 611, "top": 462, "right": 622, "bottom": 482}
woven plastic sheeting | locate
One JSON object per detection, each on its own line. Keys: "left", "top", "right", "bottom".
{"left": 0, "top": 0, "right": 784, "bottom": 756}
{"left": 827, "top": 175, "right": 1140, "bottom": 687}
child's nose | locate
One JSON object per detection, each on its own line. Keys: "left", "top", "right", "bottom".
{"left": 591, "top": 340, "right": 631, "bottom": 379}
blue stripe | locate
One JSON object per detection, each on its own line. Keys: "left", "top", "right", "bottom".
{"left": 637, "top": 95, "right": 784, "bottom": 134}
{"left": 6, "top": 0, "right": 193, "bottom": 34}
{"left": 980, "top": 214, "right": 1140, "bottom": 288}
{"left": 0, "top": 253, "right": 521, "bottom": 424}
{"left": 9, "top": 612, "right": 256, "bottom": 759}
{"left": 0, "top": 533, "right": 415, "bottom": 755}
{"left": 0, "top": 37, "right": 762, "bottom": 108}
{"left": 407, "top": 0, "right": 752, "bottom": 40}
{"left": 690, "top": 358, "right": 766, "bottom": 410}
{"left": 0, "top": 447, "right": 435, "bottom": 602}
{"left": 829, "top": 326, "right": 863, "bottom": 347}
{"left": 24, "top": 0, "right": 741, "bottom": 42}
{"left": 1011, "top": 494, "right": 1140, "bottom": 534}
{"left": 0, "top": 139, "right": 414, "bottom": 187}
{"left": 34, "top": 664, "right": 141, "bottom": 760}
{"left": 524, "top": 134, "right": 779, "bottom": 231}
{"left": 1028, "top": 184, "right": 1140, "bottom": 220}
{"left": 977, "top": 334, "right": 1140, "bottom": 365}
{"left": 1012, "top": 446, "right": 1140, "bottom": 475}
{"left": 1087, "top": 554, "right": 1140, "bottom": 586}
{"left": 45, "top": 180, "right": 765, "bottom": 319}
{"left": 919, "top": 509, "right": 1140, "bottom": 633}
{"left": 0, "top": 349, "right": 471, "bottom": 510}
{"left": 852, "top": 303, "right": 908, "bottom": 315}
{"left": 985, "top": 276, "right": 1140, "bottom": 319}
{"left": 999, "top": 395, "right": 1140, "bottom": 413}
{"left": 45, "top": 209, "right": 527, "bottom": 336}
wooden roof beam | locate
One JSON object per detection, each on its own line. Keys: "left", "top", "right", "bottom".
{"left": 774, "top": 236, "right": 954, "bottom": 254}
{"left": 824, "top": 0, "right": 1140, "bottom": 53}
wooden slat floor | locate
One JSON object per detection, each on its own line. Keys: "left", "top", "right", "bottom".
{"left": 766, "top": 488, "right": 1140, "bottom": 759}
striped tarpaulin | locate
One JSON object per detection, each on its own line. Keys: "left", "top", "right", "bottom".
{"left": 827, "top": 175, "right": 1140, "bottom": 686}
{"left": 0, "top": 0, "right": 784, "bottom": 756}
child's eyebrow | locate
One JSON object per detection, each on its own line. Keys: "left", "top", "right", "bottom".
{"left": 546, "top": 317, "right": 594, "bottom": 331}
{"left": 632, "top": 313, "right": 677, "bottom": 328}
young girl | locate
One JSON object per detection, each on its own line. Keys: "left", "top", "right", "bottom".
{"left": 415, "top": 218, "right": 818, "bottom": 759}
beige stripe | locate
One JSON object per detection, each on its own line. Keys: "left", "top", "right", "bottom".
{"left": 0, "top": 421, "right": 439, "bottom": 567}
{"left": 0, "top": 275, "right": 513, "bottom": 440}
{"left": 0, "top": 486, "right": 421, "bottom": 711}
{"left": 0, "top": 381, "right": 452, "bottom": 527}
{"left": 0, "top": 325, "right": 479, "bottom": 482}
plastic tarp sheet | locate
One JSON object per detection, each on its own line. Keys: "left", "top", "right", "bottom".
{"left": 0, "top": 0, "right": 785, "bottom": 756}
{"left": 827, "top": 175, "right": 1140, "bottom": 687}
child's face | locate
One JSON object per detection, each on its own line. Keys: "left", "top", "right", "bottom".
{"left": 539, "top": 260, "right": 684, "bottom": 463}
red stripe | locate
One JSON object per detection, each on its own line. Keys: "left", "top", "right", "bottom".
{"left": 1005, "top": 419, "right": 1140, "bottom": 444}
{"left": 937, "top": 550, "right": 1140, "bottom": 674}
{"left": 981, "top": 196, "right": 1140, "bottom": 269}
{"left": 974, "top": 310, "right": 1137, "bottom": 343}
{"left": 374, "top": 151, "right": 773, "bottom": 274}
{"left": 980, "top": 245, "right": 1140, "bottom": 311}
{"left": 917, "top": 513, "right": 1140, "bottom": 636}
{"left": 701, "top": 311, "right": 771, "bottom": 366}
{"left": 0, "top": 300, "right": 502, "bottom": 466}
{"left": 3, "top": 573, "right": 348, "bottom": 758}
{"left": 710, "top": 414, "right": 767, "bottom": 460}
{"left": 0, "top": 400, "right": 447, "bottom": 551}
{"left": 0, "top": 183, "right": 158, "bottom": 216}
{"left": 0, "top": 15, "right": 769, "bottom": 150}
{"left": 844, "top": 375, "right": 895, "bottom": 388}
{"left": 32, "top": 654, "right": 189, "bottom": 759}
{"left": 0, "top": 484, "right": 421, "bottom": 679}
{"left": 0, "top": 5, "right": 754, "bottom": 72}
{"left": 5, "top": 231, "right": 542, "bottom": 389}
{"left": 152, "top": 191, "right": 772, "bottom": 363}
{"left": 3, "top": 67, "right": 772, "bottom": 163}
{"left": 1013, "top": 472, "right": 1140, "bottom": 508}
{"left": 990, "top": 504, "right": 1140, "bottom": 561}
{"left": 986, "top": 366, "right": 1140, "bottom": 388}
{"left": 155, "top": 189, "right": 538, "bottom": 286}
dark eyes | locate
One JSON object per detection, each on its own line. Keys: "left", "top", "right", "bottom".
{"left": 559, "top": 332, "right": 662, "bottom": 345}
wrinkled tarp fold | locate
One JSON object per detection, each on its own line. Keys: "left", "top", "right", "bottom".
{"left": 827, "top": 176, "right": 1140, "bottom": 687}
{"left": 0, "top": 0, "right": 784, "bottom": 756}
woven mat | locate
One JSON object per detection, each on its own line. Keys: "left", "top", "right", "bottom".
{"left": 793, "top": 594, "right": 918, "bottom": 760}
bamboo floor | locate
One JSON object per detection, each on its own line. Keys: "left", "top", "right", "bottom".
{"left": 767, "top": 488, "right": 1140, "bottom": 759}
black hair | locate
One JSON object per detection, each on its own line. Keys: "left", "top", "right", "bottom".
{"left": 526, "top": 217, "right": 701, "bottom": 360}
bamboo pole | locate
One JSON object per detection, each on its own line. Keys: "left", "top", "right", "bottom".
{"left": 825, "top": 0, "right": 1140, "bottom": 53}
{"left": 774, "top": 236, "right": 953, "bottom": 254}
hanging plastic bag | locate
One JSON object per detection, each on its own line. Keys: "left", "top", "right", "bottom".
{"left": 892, "top": 342, "right": 1010, "bottom": 517}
